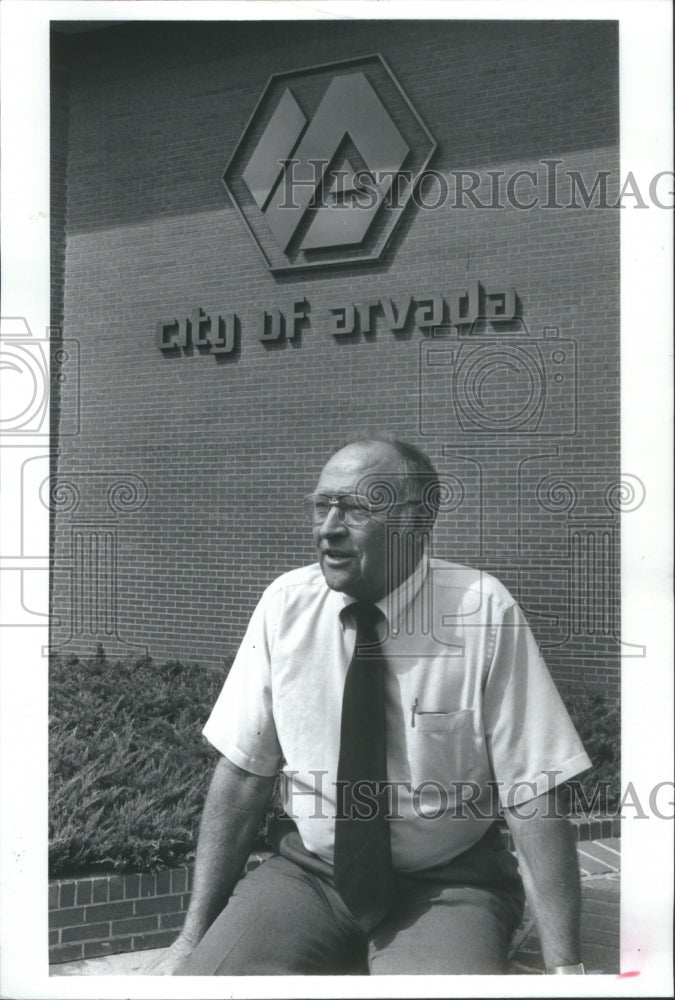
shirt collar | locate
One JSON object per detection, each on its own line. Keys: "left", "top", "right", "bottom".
{"left": 337, "top": 553, "right": 429, "bottom": 633}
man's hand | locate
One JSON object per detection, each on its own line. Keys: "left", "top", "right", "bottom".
{"left": 143, "top": 933, "right": 195, "bottom": 975}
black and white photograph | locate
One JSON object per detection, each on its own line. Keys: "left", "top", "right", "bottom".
{"left": 0, "top": 1, "right": 672, "bottom": 997}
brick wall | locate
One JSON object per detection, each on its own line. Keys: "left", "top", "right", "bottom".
{"left": 49, "top": 852, "right": 271, "bottom": 964}
{"left": 49, "top": 866, "right": 191, "bottom": 965}
{"left": 50, "top": 20, "right": 621, "bottom": 697}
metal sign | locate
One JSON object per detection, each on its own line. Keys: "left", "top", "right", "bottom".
{"left": 223, "top": 55, "right": 437, "bottom": 273}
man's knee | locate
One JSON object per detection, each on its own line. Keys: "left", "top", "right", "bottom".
{"left": 367, "top": 886, "right": 517, "bottom": 974}
{"left": 175, "top": 855, "right": 359, "bottom": 975}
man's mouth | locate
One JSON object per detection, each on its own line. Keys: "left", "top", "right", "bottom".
{"left": 322, "top": 550, "right": 354, "bottom": 565}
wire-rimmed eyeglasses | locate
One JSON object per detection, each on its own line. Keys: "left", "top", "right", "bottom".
{"left": 302, "top": 493, "right": 418, "bottom": 527}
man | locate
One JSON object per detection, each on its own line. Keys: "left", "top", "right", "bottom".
{"left": 149, "top": 435, "right": 590, "bottom": 976}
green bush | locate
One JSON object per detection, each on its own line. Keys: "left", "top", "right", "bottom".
{"left": 49, "top": 647, "right": 230, "bottom": 875}
{"left": 557, "top": 686, "right": 621, "bottom": 814}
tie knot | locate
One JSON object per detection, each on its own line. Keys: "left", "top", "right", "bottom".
{"left": 348, "top": 601, "right": 384, "bottom": 634}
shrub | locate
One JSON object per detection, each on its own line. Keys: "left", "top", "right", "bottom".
{"left": 50, "top": 647, "right": 231, "bottom": 875}
{"left": 557, "top": 686, "right": 621, "bottom": 814}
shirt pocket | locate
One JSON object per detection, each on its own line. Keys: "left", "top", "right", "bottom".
{"left": 407, "top": 708, "right": 476, "bottom": 815}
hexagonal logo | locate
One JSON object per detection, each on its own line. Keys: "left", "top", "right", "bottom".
{"left": 223, "top": 55, "right": 437, "bottom": 274}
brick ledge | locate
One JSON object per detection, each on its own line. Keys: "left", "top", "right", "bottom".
{"left": 49, "top": 818, "right": 620, "bottom": 965}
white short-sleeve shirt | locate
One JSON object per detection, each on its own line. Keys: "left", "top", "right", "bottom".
{"left": 203, "top": 557, "right": 591, "bottom": 873}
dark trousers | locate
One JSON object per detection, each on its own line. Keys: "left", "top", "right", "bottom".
{"left": 177, "top": 823, "right": 525, "bottom": 976}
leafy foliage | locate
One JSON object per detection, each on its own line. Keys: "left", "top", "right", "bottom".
{"left": 557, "top": 686, "right": 621, "bottom": 813}
{"left": 49, "top": 647, "right": 229, "bottom": 875}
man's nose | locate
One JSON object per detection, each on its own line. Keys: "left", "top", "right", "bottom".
{"left": 318, "top": 504, "right": 347, "bottom": 536}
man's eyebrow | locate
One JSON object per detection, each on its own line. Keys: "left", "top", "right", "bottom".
{"left": 314, "top": 492, "right": 367, "bottom": 498}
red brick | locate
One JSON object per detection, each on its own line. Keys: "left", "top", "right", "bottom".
{"left": 92, "top": 877, "right": 109, "bottom": 903}
{"left": 170, "top": 868, "right": 187, "bottom": 894}
{"left": 134, "top": 894, "right": 183, "bottom": 916}
{"left": 49, "top": 906, "right": 85, "bottom": 929}
{"left": 61, "top": 921, "right": 111, "bottom": 943}
{"left": 49, "top": 943, "right": 84, "bottom": 964}
{"left": 85, "top": 899, "right": 135, "bottom": 921}
{"left": 108, "top": 876, "right": 124, "bottom": 902}
{"left": 111, "top": 915, "right": 159, "bottom": 935}
{"left": 123, "top": 874, "right": 140, "bottom": 900}
{"left": 75, "top": 880, "right": 92, "bottom": 906}
{"left": 83, "top": 936, "right": 133, "bottom": 959}
{"left": 155, "top": 870, "right": 172, "bottom": 895}
{"left": 59, "top": 882, "right": 75, "bottom": 908}
{"left": 160, "top": 911, "right": 186, "bottom": 929}
{"left": 139, "top": 873, "right": 156, "bottom": 898}
{"left": 131, "top": 929, "right": 179, "bottom": 952}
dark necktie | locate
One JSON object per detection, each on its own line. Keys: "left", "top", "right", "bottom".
{"left": 333, "top": 601, "right": 393, "bottom": 925}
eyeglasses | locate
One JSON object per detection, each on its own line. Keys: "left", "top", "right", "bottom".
{"left": 302, "top": 493, "right": 419, "bottom": 527}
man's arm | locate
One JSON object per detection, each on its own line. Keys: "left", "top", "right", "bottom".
{"left": 504, "top": 790, "right": 583, "bottom": 972}
{"left": 146, "top": 754, "right": 276, "bottom": 974}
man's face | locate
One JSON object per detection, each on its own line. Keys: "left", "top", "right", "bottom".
{"left": 312, "top": 442, "right": 413, "bottom": 602}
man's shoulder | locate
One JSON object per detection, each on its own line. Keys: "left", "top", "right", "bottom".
{"left": 262, "top": 562, "right": 325, "bottom": 599}
{"left": 257, "top": 563, "right": 336, "bottom": 624}
{"left": 427, "top": 558, "right": 517, "bottom": 615}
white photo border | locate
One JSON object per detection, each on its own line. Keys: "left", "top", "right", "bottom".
{"left": 0, "top": 1, "right": 672, "bottom": 997}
